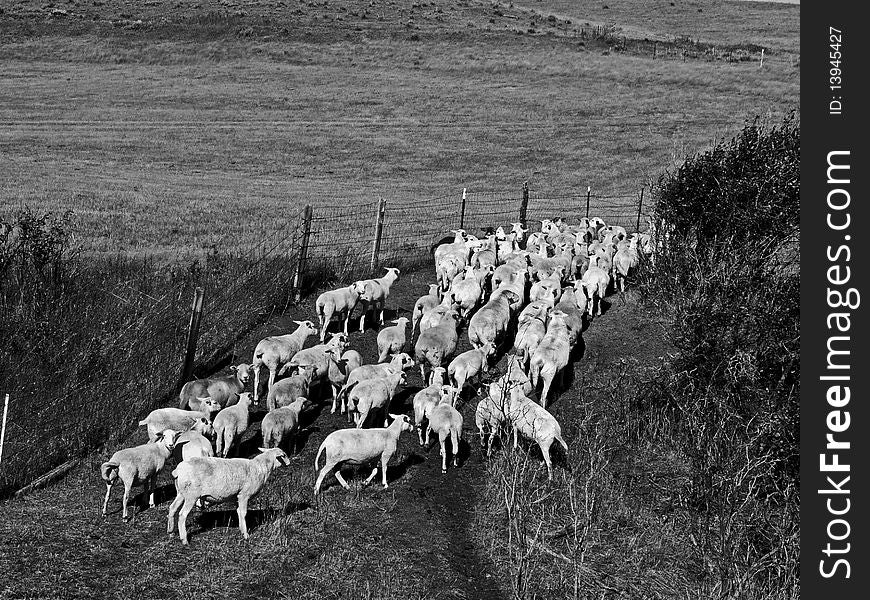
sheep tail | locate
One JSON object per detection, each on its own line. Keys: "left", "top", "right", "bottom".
{"left": 314, "top": 442, "right": 327, "bottom": 471}
{"left": 137, "top": 418, "right": 148, "bottom": 426}
{"left": 100, "top": 462, "right": 119, "bottom": 483}
{"left": 556, "top": 433, "right": 568, "bottom": 453}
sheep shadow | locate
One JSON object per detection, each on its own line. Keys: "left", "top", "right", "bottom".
{"left": 194, "top": 507, "right": 277, "bottom": 537}
{"left": 390, "top": 385, "right": 421, "bottom": 413}
{"left": 319, "top": 452, "right": 426, "bottom": 494}
{"left": 423, "top": 436, "right": 472, "bottom": 469}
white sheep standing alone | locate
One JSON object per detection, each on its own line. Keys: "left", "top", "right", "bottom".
{"left": 424, "top": 390, "right": 464, "bottom": 474}
{"left": 313, "top": 414, "right": 415, "bottom": 495}
{"left": 213, "top": 392, "right": 253, "bottom": 458}
{"left": 167, "top": 448, "right": 292, "bottom": 545}
{"left": 261, "top": 397, "right": 310, "bottom": 452}
{"left": 376, "top": 317, "right": 410, "bottom": 363}
{"left": 315, "top": 284, "right": 362, "bottom": 342}
{"left": 101, "top": 429, "right": 179, "bottom": 521}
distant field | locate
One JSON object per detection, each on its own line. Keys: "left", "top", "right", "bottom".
{"left": 0, "top": 0, "right": 799, "bottom": 254}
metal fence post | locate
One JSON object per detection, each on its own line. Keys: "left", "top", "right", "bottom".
{"left": 370, "top": 198, "right": 387, "bottom": 276}
{"left": 459, "top": 188, "right": 467, "bottom": 230}
{"left": 636, "top": 187, "right": 645, "bottom": 232}
{"left": 520, "top": 181, "right": 529, "bottom": 228}
{"left": 585, "top": 186, "right": 591, "bottom": 218}
{"left": 0, "top": 393, "right": 9, "bottom": 465}
{"left": 292, "top": 205, "right": 313, "bottom": 302}
{"left": 759, "top": 48, "right": 765, "bottom": 68}
{"left": 180, "top": 287, "right": 205, "bottom": 385}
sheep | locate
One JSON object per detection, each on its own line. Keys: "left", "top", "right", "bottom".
{"left": 418, "top": 295, "right": 459, "bottom": 333}
{"left": 554, "top": 286, "right": 587, "bottom": 348}
{"left": 424, "top": 395, "right": 464, "bottom": 473}
{"left": 433, "top": 229, "right": 469, "bottom": 265}
{"left": 174, "top": 418, "right": 215, "bottom": 462}
{"left": 138, "top": 400, "right": 221, "bottom": 442}
{"left": 524, "top": 231, "right": 548, "bottom": 256}
{"left": 167, "top": 448, "right": 292, "bottom": 545}
{"left": 412, "top": 284, "right": 442, "bottom": 334}
{"left": 179, "top": 363, "right": 253, "bottom": 411}
{"left": 447, "top": 343, "right": 493, "bottom": 399}
{"left": 580, "top": 265, "right": 611, "bottom": 317}
{"left": 492, "top": 264, "right": 528, "bottom": 306}
{"left": 377, "top": 317, "right": 410, "bottom": 362}
{"left": 213, "top": 392, "right": 253, "bottom": 458}
{"left": 315, "top": 284, "right": 362, "bottom": 342}
{"left": 324, "top": 349, "right": 364, "bottom": 404}
{"left": 470, "top": 236, "right": 498, "bottom": 270}
{"left": 450, "top": 266, "right": 486, "bottom": 319}
{"left": 514, "top": 312, "right": 548, "bottom": 372}
{"left": 529, "top": 266, "right": 565, "bottom": 306}
{"left": 333, "top": 353, "right": 415, "bottom": 415}
{"left": 436, "top": 253, "right": 466, "bottom": 293}
{"left": 313, "top": 414, "right": 415, "bottom": 494}
{"left": 507, "top": 388, "right": 569, "bottom": 480}
{"left": 261, "top": 397, "right": 311, "bottom": 452}
{"left": 413, "top": 380, "right": 452, "bottom": 445}
{"left": 346, "top": 370, "right": 406, "bottom": 429}
{"left": 529, "top": 310, "right": 572, "bottom": 408}
{"left": 101, "top": 429, "right": 179, "bottom": 521}
{"left": 467, "top": 288, "right": 517, "bottom": 351}
{"left": 251, "top": 320, "right": 318, "bottom": 405}
{"left": 414, "top": 309, "right": 461, "bottom": 383}
{"left": 280, "top": 333, "right": 350, "bottom": 399}
{"left": 475, "top": 360, "right": 533, "bottom": 458}
{"left": 352, "top": 267, "right": 401, "bottom": 332}
{"left": 613, "top": 238, "right": 640, "bottom": 292}
{"left": 265, "top": 363, "right": 317, "bottom": 411}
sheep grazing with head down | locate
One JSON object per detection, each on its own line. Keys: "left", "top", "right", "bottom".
{"left": 167, "top": 447, "right": 293, "bottom": 545}
{"left": 138, "top": 399, "right": 221, "bottom": 442}
{"left": 179, "top": 363, "right": 253, "bottom": 411}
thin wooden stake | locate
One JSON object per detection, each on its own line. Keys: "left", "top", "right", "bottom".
{"left": 585, "top": 186, "right": 591, "bottom": 219}
{"left": 459, "top": 188, "right": 467, "bottom": 230}
{"left": 636, "top": 188, "right": 645, "bottom": 233}
{"left": 520, "top": 181, "right": 530, "bottom": 229}
{"left": 0, "top": 394, "right": 9, "bottom": 465}
{"left": 180, "top": 287, "right": 204, "bottom": 386}
{"left": 292, "top": 205, "right": 313, "bottom": 302}
{"left": 369, "top": 198, "right": 387, "bottom": 276}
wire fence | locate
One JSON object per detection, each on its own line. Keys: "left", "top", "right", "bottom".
{"left": 0, "top": 184, "right": 652, "bottom": 495}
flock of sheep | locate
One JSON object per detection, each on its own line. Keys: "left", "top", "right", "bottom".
{"left": 99, "top": 215, "right": 650, "bottom": 545}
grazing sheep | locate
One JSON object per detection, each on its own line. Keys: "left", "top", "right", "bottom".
{"left": 507, "top": 388, "right": 569, "bottom": 480}
{"left": 580, "top": 265, "right": 611, "bottom": 317}
{"left": 261, "top": 397, "right": 310, "bottom": 452}
{"left": 101, "top": 429, "right": 179, "bottom": 521}
{"left": 414, "top": 310, "right": 462, "bottom": 382}
{"left": 352, "top": 267, "right": 401, "bottom": 332}
{"left": 377, "top": 317, "right": 410, "bottom": 363}
{"left": 266, "top": 363, "right": 317, "bottom": 412}
{"left": 424, "top": 397, "right": 464, "bottom": 474}
{"left": 174, "top": 419, "right": 215, "bottom": 462}
{"left": 346, "top": 370, "right": 407, "bottom": 429}
{"left": 333, "top": 353, "right": 415, "bottom": 415}
{"left": 251, "top": 320, "right": 318, "bottom": 405}
{"left": 213, "top": 392, "right": 253, "bottom": 458}
{"left": 529, "top": 311, "right": 572, "bottom": 408}
{"left": 315, "top": 284, "right": 362, "bottom": 342}
{"left": 313, "top": 414, "right": 415, "bottom": 495}
{"left": 167, "top": 448, "right": 292, "bottom": 545}
{"left": 179, "top": 363, "right": 253, "bottom": 411}
{"left": 447, "top": 344, "right": 493, "bottom": 398}
{"left": 467, "top": 288, "right": 517, "bottom": 350}
{"left": 412, "top": 284, "right": 442, "bottom": 334}
{"left": 138, "top": 400, "right": 221, "bottom": 442}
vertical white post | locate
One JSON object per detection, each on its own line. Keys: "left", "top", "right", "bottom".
{"left": 759, "top": 48, "right": 765, "bottom": 68}
{"left": 0, "top": 394, "right": 9, "bottom": 465}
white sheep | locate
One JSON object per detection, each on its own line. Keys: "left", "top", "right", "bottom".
{"left": 167, "top": 448, "right": 292, "bottom": 545}
{"left": 261, "top": 397, "right": 310, "bottom": 452}
{"left": 346, "top": 370, "right": 407, "bottom": 428}
{"left": 280, "top": 333, "right": 350, "bottom": 399}
{"left": 332, "top": 353, "right": 415, "bottom": 415}
{"left": 352, "top": 267, "right": 401, "bottom": 332}
{"left": 313, "top": 414, "right": 415, "bottom": 495}
{"left": 174, "top": 418, "right": 215, "bottom": 462}
{"left": 315, "top": 284, "right": 362, "bottom": 342}
{"left": 613, "top": 238, "right": 639, "bottom": 292}
{"left": 418, "top": 296, "right": 459, "bottom": 333}
{"left": 433, "top": 229, "right": 469, "bottom": 265}
{"left": 529, "top": 266, "right": 565, "bottom": 306}
{"left": 324, "top": 349, "right": 364, "bottom": 404}
{"left": 376, "top": 317, "right": 410, "bottom": 362}
{"left": 450, "top": 266, "right": 486, "bottom": 318}
{"left": 251, "top": 320, "right": 318, "bottom": 405}
{"left": 447, "top": 344, "right": 493, "bottom": 399}
{"left": 554, "top": 286, "right": 587, "bottom": 348}
{"left": 507, "top": 388, "right": 569, "bottom": 480}
{"left": 412, "top": 284, "right": 442, "bottom": 334}
{"left": 138, "top": 400, "right": 221, "bottom": 442}
{"left": 414, "top": 309, "right": 461, "bottom": 382}
{"left": 179, "top": 363, "right": 253, "bottom": 411}
{"left": 101, "top": 429, "right": 179, "bottom": 521}
{"left": 467, "top": 288, "right": 517, "bottom": 350}
{"left": 213, "top": 392, "right": 253, "bottom": 457}
{"left": 412, "top": 380, "right": 451, "bottom": 446}
{"left": 580, "top": 265, "right": 611, "bottom": 317}
{"left": 265, "top": 363, "right": 317, "bottom": 411}
{"left": 514, "top": 312, "right": 548, "bottom": 372}
{"left": 529, "top": 311, "right": 572, "bottom": 408}
{"left": 436, "top": 253, "right": 466, "bottom": 293}
{"left": 424, "top": 394, "right": 464, "bottom": 473}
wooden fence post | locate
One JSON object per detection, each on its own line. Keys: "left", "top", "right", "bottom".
{"left": 585, "top": 186, "right": 591, "bottom": 218}
{"left": 459, "top": 188, "right": 467, "bottom": 230}
{"left": 292, "top": 205, "right": 313, "bottom": 302}
{"left": 181, "top": 287, "right": 204, "bottom": 386}
{"left": 653, "top": 41, "right": 657, "bottom": 59}
{"left": 519, "top": 181, "right": 530, "bottom": 229}
{"left": 636, "top": 187, "right": 645, "bottom": 233}
{"left": 369, "top": 198, "right": 387, "bottom": 276}
{"left": 759, "top": 48, "right": 765, "bottom": 68}
{"left": 0, "top": 393, "right": 9, "bottom": 465}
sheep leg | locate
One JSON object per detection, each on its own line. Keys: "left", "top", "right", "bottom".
{"left": 147, "top": 475, "right": 157, "bottom": 509}
{"left": 452, "top": 429, "right": 460, "bottom": 467}
{"left": 363, "top": 466, "right": 379, "bottom": 485}
{"left": 420, "top": 363, "right": 427, "bottom": 382}
{"left": 314, "top": 463, "right": 335, "bottom": 496}
{"left": 425, "top": 425, "right": 433, "bottom": 448}
{"left": 167, "top": 494, "right": 183, "bottom": 534}
{"left": 540, "top": 375, "right": 553, "bottom": 410}
{"left": 343, "top": 310, "right": 350, "bottom": 336}
{"left": 380, "top": 451, "right": 392, "bottom": 488}
{"left": 122, "top": 480, "right": 133, "bottom": 521}
{"left": 102, "top": 483, "right": 113, "bottom": 516}
{"left": 267, "top": 368, "right": 277, "bottom": 400}
{"left": 253, "top": 365, "right": 261, "bottom": 405}
{"left": 178, "top": 499, "right": 195, "bottom": 545}
{"left": 359, "top": 302, "right": 367, "bottom": 332}
{"left": 541, "top": 441, "right": 554, "bottom": 481}
{"left": 334, "top": 470, "right": 351, "bottom": 490}
{"left": 237, "top": 495, "right": 250, "bottom": 540}
{"left": 418, "top": 421, "right": 426, "bottom": 446}
{"left": 439, "top": 433, "right": 448, "bottom": 473}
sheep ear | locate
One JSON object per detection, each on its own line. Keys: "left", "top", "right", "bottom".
{"left": 229, "top": 365, "right": 238, "bottom": 373}
{"left": 258, "top": 447, "right": 269, "bottom": 453}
